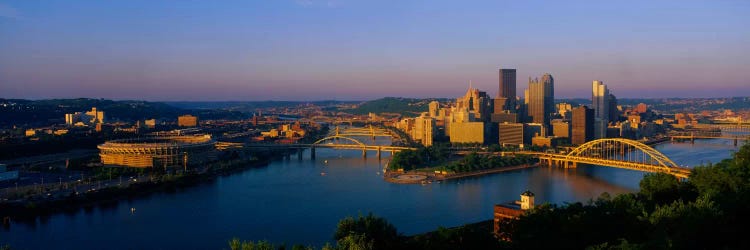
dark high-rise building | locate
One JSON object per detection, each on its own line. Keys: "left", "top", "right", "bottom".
{"left": 608, "top": 93, "right": 619, "bottom": 122}
{"left": 524, "top": 73, "right": 554, "bottom": 130}
{"left": 498, "top": 68, "right": 517, "bottom": 100}
{"left": 571, "top": 106, "right": 594, "bottom": 145}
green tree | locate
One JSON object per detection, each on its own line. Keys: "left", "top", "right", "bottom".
{"left": 638, "top": 173, "right": 682, "bottom": 205}
{"left": 334, "top": 213, "right": 402, "bottom": 250}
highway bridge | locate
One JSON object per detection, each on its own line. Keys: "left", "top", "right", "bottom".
{"left": 669, "top": 131, "right": 750, "bottom": 146}
{"left": 218, "top": 134, "right": 415, "bottom": 159}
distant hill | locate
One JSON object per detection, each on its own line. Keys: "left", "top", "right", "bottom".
{"left": 343, "top": 97, "right": 451, "bottom": 117}
{"left": 0, "top": 98, "right": 186, "bottom": 128}
{"left": 166, "top": 100, "right": 357, "bottom": 112}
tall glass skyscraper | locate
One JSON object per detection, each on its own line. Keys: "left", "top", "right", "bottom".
{"left": 592, "top": 80, "right": 610, "bottom": 138}
{"left": 592, "top": 80, "right": 610, "bottom": 120}
{"left": 525, "top": 73, "right": 555, "bottom": 128}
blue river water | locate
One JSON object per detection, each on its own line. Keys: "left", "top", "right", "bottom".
{"left": 0, "top": 139, "right": 740, "bottom": 249}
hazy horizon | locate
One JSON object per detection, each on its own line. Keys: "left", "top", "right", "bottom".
{"left": 3, "top": 94, "right": 749, "bottom": 103}
{"left": 1, "top": 0, "right": 749, "bottom": 101}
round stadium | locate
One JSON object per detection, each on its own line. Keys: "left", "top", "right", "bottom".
{"left": 98, "top": 135, "right": 217, "bottom": 168}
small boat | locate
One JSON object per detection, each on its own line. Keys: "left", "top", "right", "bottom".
{"left": 320, "top": 172, "right": 327, "bottom": 176}
{"left": 324, "top": 160, "right": 328, "bottom": 165}
{"left": 130, "top": 207, "right": 136, "bottom": 214}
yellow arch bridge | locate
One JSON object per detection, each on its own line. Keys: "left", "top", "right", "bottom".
{"left": 512, "top": 138, "right": 692, "bottom": 178}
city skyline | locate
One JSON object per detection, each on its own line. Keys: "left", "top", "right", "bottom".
{"left": 1, "top": 0, "right": 749, "bottom": 101}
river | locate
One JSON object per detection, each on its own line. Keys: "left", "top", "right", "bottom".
{"left": 0, "top": 138, "right": 740, "bottom": 249}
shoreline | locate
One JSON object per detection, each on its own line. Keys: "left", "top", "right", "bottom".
{"left": 385, "top": 163, "right": 537, "bottom": 184}
{"left": 0, "top": 153, "right": 286, "bottom": 224}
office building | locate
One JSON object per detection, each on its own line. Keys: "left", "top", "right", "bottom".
{"left": 592, "top": 80, "right": 609, "bottom": 121}
{"left": 524, "top": 123, "right": 544, "bottom": 145}
{"left": 498, "top": 123, "right": 524, "bottom": 146}
{"left": 557, "top": 103, "right": 572, "bottom": 119}
{"left": 532, "top": 136, "right": 567, "bottom": 148}
{"left": 525, "top": 73, "right": 554, "bottom": 129}
{"left": 85, "top": 107, "right": 105, "bottom": 124}
{"left": 178, "top": 115, "right": 198, "bottom": 127}
{"left": 456, "top": 86, "right": 492, "bottom": 121}
{"left": 498, "top": 68, "right": 517, "bottom": 100}
{"left": 551, "top": 120, "right": 570, "bottom": 138}
{"left": 592, "top": 80, "right": 618, "bottom": 138}
{"left": 413, "top": 113, "right": 436, "bottom": 146}
{"left": 571, "top": 106, "right": 594, "bottom": 145}
{"left": 64, "top": 107, "right": 105, "bottom": 126}
{"left": 491, "top": 112, "right": 518, "bottom": 123}
{"left": 446, "top": 86, "right": 493, "bottom": 144}
{"left": 428, "top": 101, "right": 440, "bottom": 118}
{"left": 608, "top": 94, "right": 619, "bottom": 122}
{"left": 493, "top": 97, "right": 508, "bottom": 114}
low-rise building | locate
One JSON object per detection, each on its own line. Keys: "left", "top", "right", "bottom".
{"left": 178, "top": 115, "right": 199, "bottom": 127}
{"left": 494, "top": 191, "right": 535, "bottom": 236}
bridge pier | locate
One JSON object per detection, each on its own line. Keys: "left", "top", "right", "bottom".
{"left": 298, "top": 149, "right": 303, "bottom": 160}
{"left": 565, "top": 161, "right": 577, "bottom": 169}
{"left": 310, "top": 147, "right": 316, "bottom": 160}
{"left": 690, "top": 137, "right": 695, "bottom": 144}
{"left": 734, "top": 138, "right": 738, "bottom": 146}
{"left": 376, "top": 147, "right": 381, "bottom": 159}
{"left": 362, "top": 149, "right": 367, "bottom": 158}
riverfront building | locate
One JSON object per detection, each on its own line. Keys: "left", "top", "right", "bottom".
{"left": 413, "top": 113, "right": 436, "bottom": 146}
{"left": 494, "top": 191, "right": 535, "bottom": 236}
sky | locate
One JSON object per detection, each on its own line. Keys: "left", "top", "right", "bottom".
{"left": 0, "top": 0, "right": 748, "bottom": 101}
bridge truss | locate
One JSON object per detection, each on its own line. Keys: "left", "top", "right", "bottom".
{"left": 521, "top": 138, "right": 691, "bottom": 178}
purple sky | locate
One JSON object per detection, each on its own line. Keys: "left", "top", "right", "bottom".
{"left": 1, "top": 0, "right": 749, "bottom": 101}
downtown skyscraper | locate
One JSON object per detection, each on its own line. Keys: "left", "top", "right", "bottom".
{"left": 495, "top": 68, "right": 517, "bottom": 113}
{"left": 571, "top": 105, "right": 594, "bottom": 145}
{"left": 524, "top": 73, "right": 555, "bottom": 130}
{"left": 498, "top": 69, "right": 517, "bottom": 100}
{"left": 592, "top": 80, "right": 613, "bottom": 138}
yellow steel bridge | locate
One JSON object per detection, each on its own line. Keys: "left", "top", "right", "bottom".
{"left": 513, "top": 138, "right": 692, "bottom": 178}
